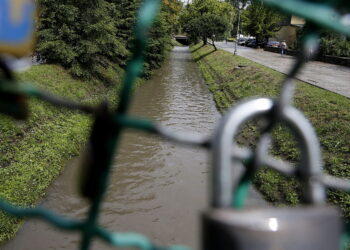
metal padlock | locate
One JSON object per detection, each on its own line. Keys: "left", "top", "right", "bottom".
{"left": 203, "top": 98, "right": 344, "bottom": 250}
{"left": 202, "top": 206, "right": 342, "bottom": 250}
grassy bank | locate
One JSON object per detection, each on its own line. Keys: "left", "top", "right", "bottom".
{"left": 191, "top": 44, "right": 350, "bottom": 216}
{"left": 0, "top": 64, "right": 129, "bottom": 242}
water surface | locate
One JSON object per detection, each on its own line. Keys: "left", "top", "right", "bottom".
{"left": 3, "top": 46, "right": 220, "bottom": 250}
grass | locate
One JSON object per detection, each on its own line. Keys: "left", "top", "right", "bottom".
{"left": 191, "top": 43, "right": 350, "bottom": 217}
{"left": 0, "top": 64, "right": 129, "bottom": 243}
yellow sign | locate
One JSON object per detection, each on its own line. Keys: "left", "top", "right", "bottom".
{"left": 0, "top": 0, "right": 36, "bottom": 57}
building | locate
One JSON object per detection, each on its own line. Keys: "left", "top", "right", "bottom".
{"left": 271, "top": 16, "right": 305, "bottom": 48}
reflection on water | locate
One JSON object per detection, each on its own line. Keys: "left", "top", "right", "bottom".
{"left": 3, "top": 46, "right": 220, "bottom": 250}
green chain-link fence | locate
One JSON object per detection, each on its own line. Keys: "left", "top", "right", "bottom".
{"left": 0, "top": 0, "right": 349, "bottom": 249}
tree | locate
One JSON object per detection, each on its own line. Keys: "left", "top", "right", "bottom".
{"left": 37, "top": 0, "right": 128, "bottom": 82}
{"left": 226, "top": 0, "right": 249, "bottom": 37}
{"left": 242, "top": 0, "right": 283, "bottom": 44}
{"left": 36, "top": 0, "right": 182, "bottom": 82}
{"left": 180, "top": 0, "right": 235, "bottom": 48}
{"left": 187, "top": 13, "right": 230, "bottom": 50}
{"left": 143, "top": 0, "right": 183, "bottom": 77}
{"left": 163, "top": 0, "right": 183, "bottom": 34}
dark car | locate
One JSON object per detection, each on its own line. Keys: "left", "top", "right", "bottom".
{"left": 267, "top": 41, "right": 280, "bottom": 48}
{"left": 257, "top": 40, "right": 268, "bottom": 48}
{"left": 247, "top": 39, "right": 268, "bottom": 48}
{"left": 244, "top": 38, "right": 254, "bottom": 46}
{"left": 237, "top": 38, "right": 247, "bottom": 46}
{"left": 246, "top": 39, "right": 256, "bottom": 47}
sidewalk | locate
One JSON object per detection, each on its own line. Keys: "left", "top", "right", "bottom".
{"left": 216, "top": 42, "right": 350, "bottom": 98}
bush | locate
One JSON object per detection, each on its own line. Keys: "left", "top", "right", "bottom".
{"left": 36, "top": 0, "right": 179, "bottom": 82}
{"left": 320, "top": 38, "right": 350, "bottom": 58}
{"left": 295, "top": 28, "right": 350, "bottom": 58}
{"left": 36, "top": 0, "right": 129, "bottom": 82}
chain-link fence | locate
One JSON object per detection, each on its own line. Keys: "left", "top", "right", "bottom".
{"left": 0, "top": 0, "right": 349, "bottom": 249}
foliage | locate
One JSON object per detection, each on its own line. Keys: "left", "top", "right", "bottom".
{"left": 226, "top": 0, "right": 250, "bottom": 9}
{"left": 318, "top": 31, "right": 350, "bottom": 57}
{"left": 163, "top": 0, "right": 183, "bottom": 34}
{"left": 144, "top": 1, "right": 179, "bottom": 77}
{"left": 226, "top": 0, "right": 250, "bottom": 37}
{"left": 180, "top": 0, "right": 235, "bottom": 45}
{"left": 242, "top": 0, "right": 283, "bottom": 43}
{"left": 36, "top": 0, "right": 126, "bottom": 83}
{"left": 294, "top": 28, "right": 350, "bottom": 57}
{"left": 36, "top": 0, "right": 181, "bottom": 82}
{"left": 320, "top": 38, "right": 350, "bottom": 57}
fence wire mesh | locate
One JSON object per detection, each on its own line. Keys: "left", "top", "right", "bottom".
{"left": 0, "top": 0, "right": 349, "bottom": 249}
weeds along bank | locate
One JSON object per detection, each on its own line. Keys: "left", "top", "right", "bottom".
{"left": 0, "top": 50, "right": 172, "bottom": 243}
{"left": 0, "top": 40, "right": 174, "bottom": 242}
{"left": 0, "top": 64, "right": 133, "bottom": 242}
{"left": 190, "top": 44, "right": 350, "bottom": 218}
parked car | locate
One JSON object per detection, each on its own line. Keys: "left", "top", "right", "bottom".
{"left": 257, "top": 40, "right": 268, "bottom": 48}
{"left": 246, "top": 39, "right": 268, "bottom": 48}
{"left": 243, "top": 38, "right": 252, "bottom": 46}
{"left": 266, "top": 41, "right": 280, "bottom": 48}
{"left": 246, "top": 39, "right": 256, "bottom": 47}
{"left": 237, "top": 38, "right": 247, "bottom": 46}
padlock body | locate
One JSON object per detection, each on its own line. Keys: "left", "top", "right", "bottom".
{"left": 202, "top": 206, "right": 342, "bottom": 250}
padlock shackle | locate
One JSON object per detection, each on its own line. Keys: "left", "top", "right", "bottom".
{"left": 282, "top": 105, "right": 325, "bottom": 204}
{"left": 211, "top": 98, "right": 325, "bottom": 208}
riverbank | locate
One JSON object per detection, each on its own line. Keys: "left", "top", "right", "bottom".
{"left": 2, "top": 46, "right": 218, "bottom": 250}
{"left": 0, "top": 64, "right": 131, "bottom": 243}
{"left": 190, "top": 44, "right": 350, "bottom": 217}
{"left": 216, "top": 42, "right": 350, "bottom": 99}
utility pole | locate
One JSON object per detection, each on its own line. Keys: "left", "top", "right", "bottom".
{"left": 234, "top": 7, "right": 241, "bottom": 55}
{"left": 233, "top": 1, "right": 248, "bottom": 55}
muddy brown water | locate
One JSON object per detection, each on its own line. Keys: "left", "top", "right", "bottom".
{"left": 3, "top": 46, "right": 268, "bottom": 250}
{"left": 3, "top": 46, "right": 221, "bottom": 250}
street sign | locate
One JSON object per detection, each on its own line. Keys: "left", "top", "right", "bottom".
{"left": 0, "top": 0, "right": 35, "bottom": 57}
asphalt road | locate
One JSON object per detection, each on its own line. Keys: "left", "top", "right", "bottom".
{"left": 216, "top": 42, "right": 350, "bottom": 99}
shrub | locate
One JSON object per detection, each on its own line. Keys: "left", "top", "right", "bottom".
{"left": 36, "top": 0, "right": 179, "bottom": 82}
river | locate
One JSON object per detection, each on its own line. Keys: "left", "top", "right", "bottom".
{"left": 3, "top": 46, "right": 220, "bottom": 250}
{"left": 3, "top": 46, "right": 269, "bottom": 250}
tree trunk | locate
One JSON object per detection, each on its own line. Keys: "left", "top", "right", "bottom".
{"left": 212, "top": 40, "right": 217, "bottom": 51}
{"left": 203, "top": 36, "right": 207, "bottom": 45}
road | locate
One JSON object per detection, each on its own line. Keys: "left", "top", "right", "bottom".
{"left": 216, "top": 42, "right": 350, "bottom": 99}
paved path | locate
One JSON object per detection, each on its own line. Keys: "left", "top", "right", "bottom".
{"left": 216, "top": 42, "right": 350, "bottom": 98}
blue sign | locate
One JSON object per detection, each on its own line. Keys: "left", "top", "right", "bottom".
{"left": 0, "top": 0, "right": 35, "bottom": 56}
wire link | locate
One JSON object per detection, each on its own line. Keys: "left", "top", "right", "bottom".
{"left": 0, "top": 0, "right": 349, "bottom": 249}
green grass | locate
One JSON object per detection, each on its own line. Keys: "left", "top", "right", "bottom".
{"left": 0, "top": 64, "right": 127, "bottom": 243}
{"left": 191, "top": 43, "right": 350, "bottom": 216}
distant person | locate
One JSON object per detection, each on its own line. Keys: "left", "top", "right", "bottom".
{"left": 280, "top": 40, "right": 287, "bottom": 56}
